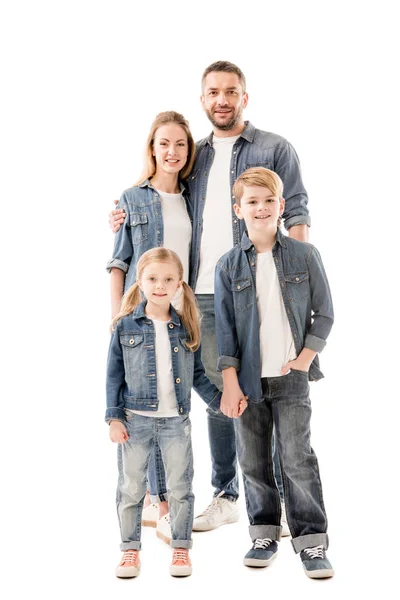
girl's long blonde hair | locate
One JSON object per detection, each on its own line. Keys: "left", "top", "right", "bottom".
{"left": 135, "top": 111, "right": 196, "bottom": 185}
{"left": 111, "top": 248, "right": 201, "bottom": 351}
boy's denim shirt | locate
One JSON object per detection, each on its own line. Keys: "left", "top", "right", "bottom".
{"left": 106, "top": 180, "right": 194, "bottom": 290}
{"left": 187, "top": 121, "right": 310, "bottom": 289}
{"left": 106, "top": 301, "right": 221, "bottom": 422}
{"left": 214, "top": 229, "right": 334, "bottom": 403}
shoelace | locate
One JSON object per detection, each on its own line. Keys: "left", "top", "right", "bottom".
{"left": 172, "top": 550, "right": 188, "bottom": 564}
{"left": 162, "top": 514, "right": 171, "bottom": 524}
{"left": 197, "top": 491, "right": 226, "bottom": 517}
{"left": 253, "top": 538, "right": 273, "bottom": 549}
{"left": 121, "top": 550, "right": 139, "bottom": 565}
{"left": 303, "top": 545, "right": 325, "bottom": 559}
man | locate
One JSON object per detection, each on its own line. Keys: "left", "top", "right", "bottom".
{"left": 109, "top": 61, "right": 310, "bottom": 533}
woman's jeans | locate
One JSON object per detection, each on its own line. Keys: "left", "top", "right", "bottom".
{"left": 117, "top": 413, "right": 194, "bottom": 550}
{"left": 235, "top": 371, "right": 329, "bottom": 553}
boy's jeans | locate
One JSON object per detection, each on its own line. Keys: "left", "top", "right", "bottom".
{"left": 117, "top": 413, "right": 194, "bottom": 550}
{"left": 235, "top": 371, "right": 329, "bottom": 553}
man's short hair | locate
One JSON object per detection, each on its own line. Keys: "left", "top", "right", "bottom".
{"left": 202, "top": 61, "right": 246, "bottom": 92}
{"left": 233, "top": 167, "right": 284, "bottom": 205}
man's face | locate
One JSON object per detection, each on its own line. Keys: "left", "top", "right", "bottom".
{"left": 201, "top": 72, "right": 248, "bottom": 131}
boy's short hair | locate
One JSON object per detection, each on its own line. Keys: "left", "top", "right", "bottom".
{"left": 201, "top": 61, "right": 246, "bottom": 92}
{"left": 233, "top": 167, "right": 284, "bottom": 205}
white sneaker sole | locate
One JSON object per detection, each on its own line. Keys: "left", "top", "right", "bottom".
{"left": 170, "top": 565, "right": 192, "bottom": 577}
{"left": 304, "top": 567, "right": 334, "bottom": 579}
{"left": 243, "top": 552, "right": 277, "bottom": 568}
{"left": 115, "top": 565, "right": 140, "bottom": 578}
{"left": 192, "top": 511, "right": 239, "bottom": 531}
{"left": 156, "top": 530, "right": 172, "bottom": 545}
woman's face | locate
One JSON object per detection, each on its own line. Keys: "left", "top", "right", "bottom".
{"left": 152, "top": 123, "right": 189, "bottom": 177}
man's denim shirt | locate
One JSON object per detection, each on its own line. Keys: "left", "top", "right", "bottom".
{"left": 106, "top": 180, "right": 194, "bottom": 291}
{"left": 187, "top": 121, "right": 310, "bottom": 289}
{"left": 214, "top": 229, "right": 334, "bottom": 403}
{"left": 106, "top": 301, "right": 221, "bottom": 422}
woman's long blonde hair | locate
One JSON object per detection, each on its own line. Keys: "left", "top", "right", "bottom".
{"left": 111, "top": 248, "right": 201, "bottom": 351}
{"left": 135, "top": 111, "right": 196, "bottom": 185}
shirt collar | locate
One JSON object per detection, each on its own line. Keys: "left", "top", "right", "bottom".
{"left": 132, "top": 300, "right": 182, "bottom": 327}
{"left": 240, "top": 227, "right": 287, "bottom": 251}
{"left": 138, "top": 178, "right": 187, "bottom": 193}
{"left": 206, "top": 121, "right": 255, "bottom": 146}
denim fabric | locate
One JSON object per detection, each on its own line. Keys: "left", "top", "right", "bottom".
{"left": 214, "top": 229, "right": 334, "bottom": 402}
{"left": 117, "top": 412, "right": 194, "bottom": 549}
{"left": 106, "top": 180, "right": 194, "bottom": 291}
{"left": 187, "top": 121, "right": 310, "bottom": 289}
{"left": 235, "top": 371, "right": 328, "bottom": 551}
{"left": 147, "top": 443, "right": 167, "bottom": 503}
{"left": 106, "top": 301, "right": 221, "bottom": 422}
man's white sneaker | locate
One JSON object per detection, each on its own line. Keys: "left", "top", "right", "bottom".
{"left": 156, "top": 513, "right": 172, "bottom": 544}
{"left": 192, "top": 493, "right": 239, "bottom": 531}
{"left": 281, "top": 502, "right": 290, "bottom": 537}
{"left": 142, "top": 502, "right": 158, "bottom": 527}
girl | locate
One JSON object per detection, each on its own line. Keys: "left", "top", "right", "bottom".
{"left": 106, "top": 248, "right": 221, "bottom": 578}
{"left": 107, "top": 111, "right": 196, "bottom": 541}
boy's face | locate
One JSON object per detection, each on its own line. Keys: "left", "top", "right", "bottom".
{"left": 234, "top": 185, "right": 284, "bottom": 237}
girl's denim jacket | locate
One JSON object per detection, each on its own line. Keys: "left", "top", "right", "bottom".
{"left": 106, "top": 301, "right": 221, "bottom": 422}
{"left": 214, "top": 229, "right": 334, "bottom": 402}
{"left": 106, "top": 180, "right": 195, "bottom": 291}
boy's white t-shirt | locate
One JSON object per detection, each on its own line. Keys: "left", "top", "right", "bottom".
{"left": 256, "top": 251, "right": 297, "bottom": 377}
{"left": 195, "top": 135, "right": 240, "bottom": 294}
{"left": 129, "top": 319, "right": 179, "bottom": 418}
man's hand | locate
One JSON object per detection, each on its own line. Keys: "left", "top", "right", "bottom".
{"left": 109, "top": 420, "right": 129, "bottom": 443}
{"left": 109, "top": 199, "right": 126, "bottom": 233}
{"left": 221, "top": 386, "right": 248, "bottom": 418}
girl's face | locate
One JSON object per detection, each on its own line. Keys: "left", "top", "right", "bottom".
{"left": 152, "top": 123, "right": 189, "bottom": 177}
{"left": 139, "top": 261, "right": 182, "bottom": 307}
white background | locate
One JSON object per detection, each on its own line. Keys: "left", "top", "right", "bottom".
{"left": 1, "top": 1, "right": 399, "bottom": 598}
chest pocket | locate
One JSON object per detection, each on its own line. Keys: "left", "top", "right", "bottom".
{"left": 284, "top": 272, "right": 309, "bottom": 304}
{"left": 244, "top": 160, "right": 273, "bottom": 171}
{"left": 120, "top": 334, "right": 147, "bottom": 383}
{"left": 231, "top": 277, "right": 254, "bottom": 311}
{"left": 130, "top": 213, "right": 149, "bottom": 245}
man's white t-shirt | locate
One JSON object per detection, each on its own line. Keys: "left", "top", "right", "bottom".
{"left": 256, "top": 251, "right": 297, "bottom": 377}
{"left": 129, "top": 319, "right": 179, "bottom": 418}
{"left": 195, "top": 135, "right": 240, "bottom": 294}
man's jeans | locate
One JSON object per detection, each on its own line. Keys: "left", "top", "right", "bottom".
{"left": 117, "top": 413, "right": 194, "bottom": 550}
{"left": 235, "top": 371, "right": 329, "bottom": 553}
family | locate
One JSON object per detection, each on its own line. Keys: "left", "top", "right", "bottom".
{"left": 105, "top": 61, "right": 334, "bottom": 579}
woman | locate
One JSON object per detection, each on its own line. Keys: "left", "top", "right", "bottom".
{"left": 107, "top": 111, "right": 196, "bottom": 544}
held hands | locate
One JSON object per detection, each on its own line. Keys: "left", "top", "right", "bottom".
{"left": 109, "top": 199, "right": 126, "bottom": 233}
{"left": 220, "top": 386, "right": 248, "bottom": 419}
{"left": 109, "top": 420, "right": 129, "bottom": 444}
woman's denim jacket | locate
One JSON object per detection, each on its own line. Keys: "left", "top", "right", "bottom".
{"left": 214, "top": 229, "right": 334, "bottom": 403}
{"left": 106, "top": 180, "right": 194, "bottom": 290}
{"left": 106, "top": 301, "right": 221, "bottom": 422}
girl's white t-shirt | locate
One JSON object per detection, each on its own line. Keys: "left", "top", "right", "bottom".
{"left": 256, "top": 251, "right": 297, "bottom": 377}
{"left": 129, "top": 319, "right": 179, "bottom": 418}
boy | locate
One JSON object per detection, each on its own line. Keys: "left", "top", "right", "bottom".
{"left": 214, "top": 167, "right": 334, "bottom": 579}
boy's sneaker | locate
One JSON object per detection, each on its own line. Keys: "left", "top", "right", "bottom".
{"left": 115, "top": 549, "right": 140, "bottom": 578}
{"left": 156, "top": 513, "right": 172, "bottom": 544}
{"left": 280, "top": 502, "right": 290, "bottom": 537}
{"left": 142, "top": 502, "right": 158, "bottom": 527}
{"left": 244, "top": 538, "right": 279, "bottom": 567}
{"left": 170, "top": 548, "right": 192, "bottom": 577}
{"left": 300, "top": 545, "right": 334, "bottom": 579}
{"left": 192, "top": 492, "right": 239, "bottom": 531}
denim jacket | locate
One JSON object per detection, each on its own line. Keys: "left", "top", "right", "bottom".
{"left": 106, "top": 180, "right": 194, "bottom": 291}
{"left": 214, "top": 230, "right": 334, "bottom": 402}
{"left": 106, "top": 301, "right": 221, "bottom": 422}
{"left": 187, "top": 121, "right": 310, "bottom": 289}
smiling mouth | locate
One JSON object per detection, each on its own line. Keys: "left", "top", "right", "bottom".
{"left": 166, "top": 159, "right": 179, "bottom": 163}
{"left": 255, "top": 215, "right": 270, "bottom": 219}
{"left": 153, "top": 293, "right": 167, "bottom": 297}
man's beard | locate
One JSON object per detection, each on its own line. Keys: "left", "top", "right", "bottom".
{"left": 206, "top": 106, "right": 243, "bottom": 131}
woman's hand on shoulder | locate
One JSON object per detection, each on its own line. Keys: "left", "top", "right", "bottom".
{"left": 109, "top": 199, "right": 126, "bottom": 233}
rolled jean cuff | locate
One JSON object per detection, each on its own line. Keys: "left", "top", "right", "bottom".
{"left": 249, "top": 524, "right": 282, "bottom": 542}
{"left": 291, "top": 533, "right": 329, "bottom": 554}
{"left": 120, "top": 541, "right": 141, "bottom": 551}
{"left": 149, "top": 492, "right": 168, "bottom": 503}
{"left": 170, "top": 539, "right": 193, "bottom": 549}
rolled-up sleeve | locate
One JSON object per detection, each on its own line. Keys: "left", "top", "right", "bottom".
{"left": 106, "top": 193, "right": 133, "bottom": 274}
{"left": 305, "top": 246, "right": 334, "bottom": 351}
{"left": 275, "top": 141, "right": 311, "bottom": 230}
{"left": 214, "top": 262, "right": 241, "bottom": 372}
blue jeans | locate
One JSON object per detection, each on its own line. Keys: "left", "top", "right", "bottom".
{"left": 117, "top": 413, "right": 194, "bottom": 550}
{"left": 235, "top": 371, "right": 329, "bottom": 553}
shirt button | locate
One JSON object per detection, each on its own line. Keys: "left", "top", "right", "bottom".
{"left": 153, "top": 193, "right": 157, "bottom": 197}
{"left": 169, "top": 324, "right": 174, "bottom": 329}
{"left": 231, "top": 170, "right": 234, "bottom": 174}
{"left": 233, "top": 151, "right": 237, "bottom": 154}
{"left": 129, "top": 338, "right": 135, "bottom": 345}
{"left": 251, "top": 262, "right": 255, "bottom": 267}
{"left": 237, "top": 285, "right": 241, "bottom": 290}
{"left": 176, "top": 378, "right": 181, "bottom": 384}
{"left": 179, "top": 407, "right": 183, "bottom": 413}
{"left": 295, "top": 277, "right": 300, "bottom": 281}
{"left": 174, "top": 347, "right": 179, "bottom": 353}
{"left": 132, "top": 221, "right": 136, "bottom": 225}
{"left": 233, "top": 219, "right": 237, "bottom": 224}
{"left": 157, "top": 230, "right": 160, "bottom": 234}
